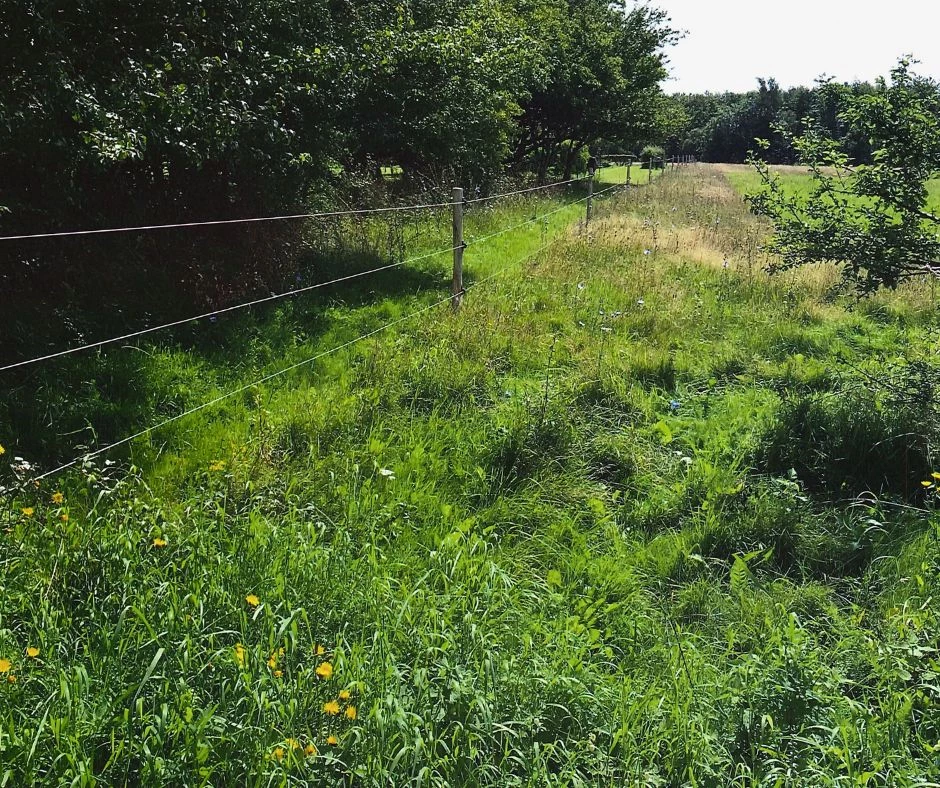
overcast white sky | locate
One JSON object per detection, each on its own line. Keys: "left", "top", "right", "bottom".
{"left": 657, "top": 0, "right": 940, "bottom": 94}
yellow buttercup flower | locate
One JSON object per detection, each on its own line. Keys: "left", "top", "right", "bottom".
{"left": 0, "top": 444, "right": 5, "bottom": 456}
{"left": 922, "top": 480, "right": 932, "bottom": 488}
{"left": 246, "top": 594, "right": 260, "bottom": 607}
{"left": 0, "top": 659, "right": 10, "bottom": 673}
{"left": 315, "top": 661, "right": 333, "bottom": 680}
{"left": 21, "top": 507, "right": 34, "bottom": 517}
{"left": 339, "top": 689, "right": 351, "bottom": 701}
{"left": 933, "top": 472, "right": 940, "bottom": 481}
{"left": 152, "top": 537, "right": 167, "bottom": 548}
{"left": 305, "top": 743, "right": 317, "bottom": 756}
{"left": 272, "top": 746, "right": 285, "bottom": 761}
{"left": 51, "top": 492, "right": 64, "bottom": 504}
{"left": 286, "top": 737, "right": 301, "bottom": 750}
{"left": 323, "top": 700, "right": 340, "bottom": 715}
{"left": 267, "top": 654, "right": 277, "bottom": 669}
{"left": 344, "top": 705, "right": 357, "bottom": 720}
{"left": 326, "top": 735, "right": 338, "bottom": 746}
{"left": 315, "top": 645, "right": 325, "bottom": 656}
{"left": 26, "top": 647, "right": 39, "bottom": 658}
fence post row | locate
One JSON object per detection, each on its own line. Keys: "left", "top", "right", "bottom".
{"left": 451, "top": 187, "right": 464, "bottom": 312}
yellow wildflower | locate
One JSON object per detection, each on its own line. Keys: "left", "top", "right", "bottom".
{"left": 26, "top": 647, "right": 39, "bottom": 659}
{"left": 344, "top": 705, "right": 357, "bottom": 721}
{"left": 267, "top": 654, "right": 277, "bottom": 669}
{"left": 326, "top": 735, "right": 338, "bottom": 746}
{"left": 339, "top": 689, "right": 351, "bottom": 701}
{"left": 246, "top": 594, "right": 260, "bottom": 607}
{"left": 323, "top": 700, "right": 340, "bottom": 715}
{"left": 0, "top": 444, "right": 5, "bottom": 456}
{"left": 6, "top": 675, "right": 15, "bottom": 684}
{"left": 286, "top": 737, "right": 301, "bottom": 750}
{"left": 272, "top": 746, "right": 285, "bottom": 761}
{"left": 234, "top": 644, "right": 246, "bottom": 667}
{"left": 60, "top": 513, "right": 69, "bottom": 523}
{"left": 152, "top": 537, "right": 167, "bottom": 548}
{"left": 51, "top": 492, "right": 64, "bottom": 505}
{"left": 0, "top": 659, "right": 10, "bottom": 673}
{"left": 274, "top": 669, "right": 283, "bottom": 678}
{"left": 315, "top": 645, "right": 325, "bottom": 656}
{"left": 305, "top": 743, "right": 317, "bottom": 756}
{"left": 315, "top": 661, "right": 333, "bottom": 680}
{"left": 21, "top": 507, "right": 34, "bottom": 517}
{"left": 209, "top": 460, "right": 226, "bottom": 472}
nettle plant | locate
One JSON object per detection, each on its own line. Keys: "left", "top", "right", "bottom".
{"left": 746, "top": 60, "right": 940, "bottom": 295}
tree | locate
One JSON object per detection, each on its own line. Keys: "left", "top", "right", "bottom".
{"left": 747, "top": 60, "right": 940, "bottom": 294}
{"left": 511, "top": 0, "right": 677, "bottom": 181}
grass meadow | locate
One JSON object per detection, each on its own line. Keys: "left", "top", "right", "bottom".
{"left": 1, "top": 165, "right": 939, "bottom": 785}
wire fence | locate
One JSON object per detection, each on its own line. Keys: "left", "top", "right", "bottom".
{"left": 2, "top": 182, "right": 618, "bottom": 373}
{"left": 1, "top": 167, "right": 660, "bottom": 482}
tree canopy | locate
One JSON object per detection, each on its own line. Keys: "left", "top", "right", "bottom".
{"left": 747, "top": 61, "right": 940, "bottom": 294}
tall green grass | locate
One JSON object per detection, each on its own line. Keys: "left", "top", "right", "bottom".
{"left": 1, "top": 166, "right": 939, "bottom": 785}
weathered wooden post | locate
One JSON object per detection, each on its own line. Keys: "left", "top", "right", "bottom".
{"left": 586, "top": 173, "right": 594, "bottom": 227}
{"left": 451, "top": 187, "right": 464, "bottom": 312}
{"left": 626, "top": 156, "right": 633, "bottom": 187}
{"left": 648, "top": 157, "right": 653, "bottom": 184}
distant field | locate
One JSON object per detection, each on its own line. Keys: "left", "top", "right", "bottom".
{"left": 720, "top": 163, "right": 940, "bottom": 212}
{"left": 597, "top": 163, "right": 665, "bottom": 187}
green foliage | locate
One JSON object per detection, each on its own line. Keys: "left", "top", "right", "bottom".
{"left": 747, "top": 60, "right": 940, "bottom": 294}
{"left": 3, "top": 167, "right": 940, "bottom": 784}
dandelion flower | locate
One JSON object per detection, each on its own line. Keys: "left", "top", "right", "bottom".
{"left": 60, "top": 513, "right": 69, "bottom": 523}
{"left": 272, "top": 746, "right": 285, "bottom": 761}
{"left": 0, "top": 444, "right": 5, "bottom": 456}
{"left": 6, "top": 675, "right": 15, "bottom": 684}
{"left": 344, "top": 705, "right": 357, "bottom": 720}
{"left": 21, "top": 507, "right": 34, "bottom": 517}
{"left": 323, "top": 700, "right": 340, "bottom": 715}
{"left": 339, "top": 690, "right": 351, "bottom": 701}
{"left": 267, "top": 654, "right": 277, "bottom": 669}
{"left": 315, "top": 661, "right": 333, "bottom": 680}
{"left": 26, "top": 647, "right": 39, "bottom": 658}
{"left": 326, "top": 735, "right": 338, "bottom": 746}
{"left": 305, "top": 743, "right": 317, "bottom": 756}
{"left": 0, "top": 659, "right": 10, "bottom": 673}
{"left": 51, "top": 492, "right": 64, "bottom": 505}
{"left": 274, "top": 669, "right": 283, "bottom": 678}
{"left": 315, "top": 645, "right": 325, "bottom": 656}
{"left": 234, "top": 644, "right": 246, "bottom": 667}
{"left": 152, "top": 537, "right": 167, "bottom": 548}
{"left": 246, "top": 594, "right": 260, "bottom": 607}
{"left": 286, "top": 737, "right": 301, "bottom": 750}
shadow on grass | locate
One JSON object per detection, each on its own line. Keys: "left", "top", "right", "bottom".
{"left": 0, "top": 248, "right": 447, "bottom": 468}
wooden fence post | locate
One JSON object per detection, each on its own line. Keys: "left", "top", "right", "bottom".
{"left": 451, "top": 187, "right": 464, "bottom": 312}
{"left": 648, "top": 157, "right": 653, "bottom": 184}
{"left": 586, "top": 173, "right": 594, "bottom": 227}
{"left": 626, "top": 156, "right": 632, "bottom": 187}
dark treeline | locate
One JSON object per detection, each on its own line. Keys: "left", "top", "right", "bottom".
{"left": 666, "top": 78, "right": 881, "bottom": 164}
{"left": 0, "top": 0, "right": 676, "bottom": 353}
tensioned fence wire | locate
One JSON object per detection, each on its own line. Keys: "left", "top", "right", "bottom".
{"left": 1, "top": 184, "right": 615, "bottom": 373}
{"left": 29, "top": 224, "right": 579, "bottom": 483}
